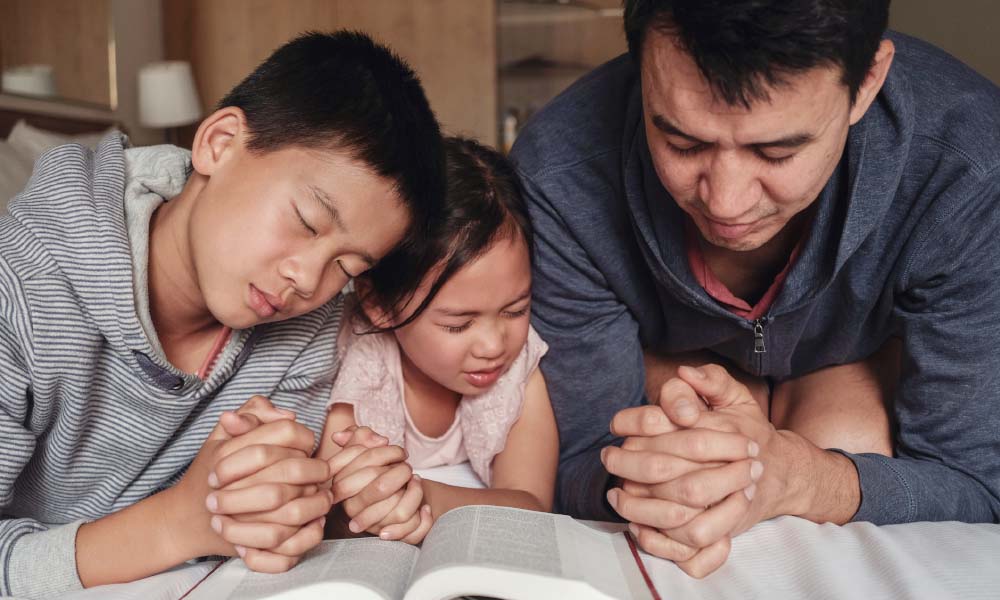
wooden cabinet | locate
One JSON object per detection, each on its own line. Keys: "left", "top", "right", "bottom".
{"left": 164, "top": 0, "right": 497, "bottom": 144}
{"left": 163, "top": 0, "right": 626, "bottom": 149}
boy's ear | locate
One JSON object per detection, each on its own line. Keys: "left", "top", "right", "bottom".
{"left": 190, "top": 107, "right": 247, "bottom": 176}
{"left": 354, "top": 278, "right": 395, "bottom": 329}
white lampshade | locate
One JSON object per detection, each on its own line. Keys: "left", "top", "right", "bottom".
{"left": 2, "top": 64, "right": 57, "bottom": 98}
{"left": 138, "top": 61, "right": 202, "bottom": 128}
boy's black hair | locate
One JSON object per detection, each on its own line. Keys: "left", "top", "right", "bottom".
{"left": 219, "top": 31, "right": 445, "bottom": 268}
{"left": 624, "top": 0, "right": 891, "bottom": 107}
{"left": 359, "top": 136, "right": 533, "bottom": 330}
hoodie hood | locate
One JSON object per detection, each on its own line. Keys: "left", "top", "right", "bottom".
{"left": 7, "top": 133, "right": 190, "bottom": 356}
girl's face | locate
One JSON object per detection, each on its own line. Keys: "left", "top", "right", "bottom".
{"left": 390, "top": 235, "right": 532, "bottom": 397}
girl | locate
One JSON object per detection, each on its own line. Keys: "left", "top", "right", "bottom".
{"left": 317, "top": 137, "right": 558, "bottom": 544}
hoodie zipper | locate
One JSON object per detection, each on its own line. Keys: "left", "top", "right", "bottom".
{"left": 752, "top": 317, "right": 768, "bottom": 376}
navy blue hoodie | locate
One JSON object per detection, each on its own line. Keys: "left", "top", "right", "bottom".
{"left": 512, "top": 32, "right": 1000, "bottom": 524}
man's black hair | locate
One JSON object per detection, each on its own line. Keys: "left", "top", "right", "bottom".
{"left": 218, "top": 30, "right": 445, "bottom": 257}
{"left": 624, "top": 0, "right": 891, "bottom": 107}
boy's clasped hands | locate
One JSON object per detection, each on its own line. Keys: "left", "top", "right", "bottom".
{"left": 175, "top": 395, "right": 428, "bottom": 574}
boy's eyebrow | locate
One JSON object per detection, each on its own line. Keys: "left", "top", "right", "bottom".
{"left": 434, "top": 291, "right": 531, "bottom": 317}
{"left": 307, "top": 185, "right": 377, "bottom": 267}
{"left": 651, "top": 114, "right": 814, "bottom": 148}
{"left": 308, "top": 185, "right": 347, "bottom": 232}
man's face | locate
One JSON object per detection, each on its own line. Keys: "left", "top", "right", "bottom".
{"left": 640, "top": 30, "right": 854, "bottom": 252}
{"left": 189, "top": 144, "right": 409, "bottom": 329}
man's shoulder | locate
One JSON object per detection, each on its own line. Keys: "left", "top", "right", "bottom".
{"left": 889, "top": 31, "right": 1000, "bottom": 176}
{"left": 510, "top": 54, "right": 638, "bottom": 181}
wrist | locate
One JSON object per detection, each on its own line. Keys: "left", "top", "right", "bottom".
{"left": 153, "top": 485, "right": 212, "bottom": 562}
{"left": 773, "top": 431, "right": 860, "bottom": 524}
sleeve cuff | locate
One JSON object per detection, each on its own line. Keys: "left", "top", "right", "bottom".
{"left": 829, "top": 449, "right": 915, "bottom": 525}
{"left": 7, "top": 520, "right": 86, "bottom": 598}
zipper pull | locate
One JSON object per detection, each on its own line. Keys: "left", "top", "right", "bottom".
{"left": 753, "top": 318, "right": 766, "bottom": 354}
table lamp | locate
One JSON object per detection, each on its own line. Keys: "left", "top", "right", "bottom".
{"left": 138, "top": 61, "right": 202, "bottom": 145}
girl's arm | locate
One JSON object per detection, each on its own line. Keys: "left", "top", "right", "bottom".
{"left": 422, "top": 368, "right": 559, "bottom": 515}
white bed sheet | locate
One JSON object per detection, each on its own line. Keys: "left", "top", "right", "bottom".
{"left": 52, "top": 462, "right": 1000, "bottom": 600}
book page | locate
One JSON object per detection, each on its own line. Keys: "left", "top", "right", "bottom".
{"left": 412, "top": 505, "right": 562, "bottom": 581}
{"left": 187, "top": 538, "right": 419, "bottom": 600}
{"left": 409, "top": 505, "right": 652, "bottom": 600}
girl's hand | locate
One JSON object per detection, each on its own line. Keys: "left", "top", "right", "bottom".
{"left": 361, "top": 475, "right": 434, "bottom": 544}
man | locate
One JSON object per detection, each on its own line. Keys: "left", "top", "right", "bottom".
{"left": 511, "top": 0, "right": 1000, "bottom": 577}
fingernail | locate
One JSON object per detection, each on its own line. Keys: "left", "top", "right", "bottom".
{"left": 686, "top": 366, "right": 706, "bottom": 379}
{"left": 235, "top": 545, "right": 247, "bottom": 558}
{"left": 600, "top": 447, "right": 609, "bottom": 463}
{"left": 627, "top": 522, "right": 639, "bottom": 537}
{"left": 205, "top": 494, "right": 218, "bottom": 512}
{"left": 210, "top": 515, "right": 222, "bottom": 533}
{"left": 348, "top": 519, "right": 361, "bottom": 533}
{"left": 750, "top": 460, "right": 764, "bottom": 481}
{"left": 748, "top": 441, "right": 760, "bottom": 457}
{"left": 413, "top": 474, "right": 421, "bottom": 482}
{"left": 326, "top": 490, "right": 334, "bottom": 503}
{"left": 675, "top": 401, "right": 697, "bottom": 420}
{"left": 606, "top": 488, "right": 619, "bottom": 508}
{"left": 380, "top": 531, "right": 392, "bottom": 540}
{"left": 320, "top": 516, "right": 327, "bottom": 528}
{"left": 207, "top": 472, "right": 219, "bottom": 488}
{"left": 422, "top": 504, "right": 431, "bottom": 514}
{"left": 744, "top": 484, "right": 757, "bottom": 501}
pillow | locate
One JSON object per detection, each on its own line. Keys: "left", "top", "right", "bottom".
{"left": 0, "top": 140, "right": 34, "bottom": 215}
{"left": 7, "top": 119, "right": 116, "bottom": 164}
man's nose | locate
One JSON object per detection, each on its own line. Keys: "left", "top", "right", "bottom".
{"left": 699, "top": 151, "right": 761, "bottom": 220}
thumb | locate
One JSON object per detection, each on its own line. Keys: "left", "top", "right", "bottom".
{"left": 206, "top": 410, "right": 257, "bottom": 442}
{"left": 677, "top": 365, "right": 755, "bottom": 410}
{"left": 235, "top": 395, "right": 296, "bottom": 424}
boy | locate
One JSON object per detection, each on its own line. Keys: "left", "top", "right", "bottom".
{"left": 0, "top": 31, "right": 444, "bottom": 597}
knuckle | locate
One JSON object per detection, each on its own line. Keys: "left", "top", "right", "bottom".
{"left": 674, "top": 541, "right": 698, "bottom": 562}
{"left": 262, "top": 528, "right": 284, "bottom": 549}
{"left": 687, "top": 523, "right": 714, "bottom": 548}
{"left": 677, "top": 478, "right": 703, "bottom": 505}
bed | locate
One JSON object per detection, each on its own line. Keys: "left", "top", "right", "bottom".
{"left": 0, "top": 102, "right": 119, "bottom": 213}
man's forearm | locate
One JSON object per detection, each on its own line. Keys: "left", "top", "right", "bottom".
{"left": 772, "top": 430, "right": 860, "bottom": 525}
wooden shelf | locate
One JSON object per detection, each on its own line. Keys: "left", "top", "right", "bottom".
{"left": 499, "top": 1, "right": 623, "bottom": 26}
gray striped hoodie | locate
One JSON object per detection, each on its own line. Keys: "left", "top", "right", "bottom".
{"left": 0, "top": 135, "right": 340, "bottom": 597}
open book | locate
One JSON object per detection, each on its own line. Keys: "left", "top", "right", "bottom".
{"left": 182, "top": 504, "right": 659, "bottom": 600}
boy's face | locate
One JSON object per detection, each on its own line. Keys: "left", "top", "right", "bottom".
{"left": 189, "top": 144, "right": 409, "bottom": 329}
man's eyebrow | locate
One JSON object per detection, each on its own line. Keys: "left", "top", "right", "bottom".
{"left": 308, "top": 185, "right": 346, "bottom": 232}
{"left": 651, "top": 114, "right": 814, "bottom": 149}
{"left": 652, "top": 115, "right": 705, "bottom": 143}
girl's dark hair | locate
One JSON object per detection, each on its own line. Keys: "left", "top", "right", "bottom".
{"left": 358, "top": 136, "right": 533, "bottom": 329}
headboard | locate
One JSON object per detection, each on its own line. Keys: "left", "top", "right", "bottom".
{"left": 0, "top": 106, "right": 119, "bottom": 138}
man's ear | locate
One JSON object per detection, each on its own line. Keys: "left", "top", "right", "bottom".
{"left": 849, "top": 39, "right": 895, "bottom": 126}
{"left": 190, "top": 107, "right": 246, "bottom": 176}
{"left": 354, "top": 278, "right": 395, "bottom": 329}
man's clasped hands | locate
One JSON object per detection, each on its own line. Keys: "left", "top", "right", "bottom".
{"left": 602, "top": 364, "right": 811, "bottom": 578}
{"left": 169, "top": 395, "right": 431, "bottom": 573}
